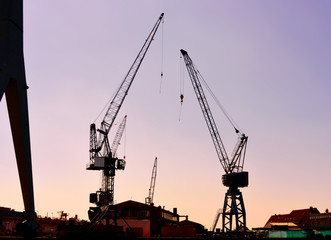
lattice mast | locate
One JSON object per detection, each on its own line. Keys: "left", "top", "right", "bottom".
{"left": 180, "top": 49, "right": 248, "bottom": 233}
{"left": 101, "top": 115, "right": 127, "bottom": 202}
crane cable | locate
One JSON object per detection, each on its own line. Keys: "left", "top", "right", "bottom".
{"left": 123, "top": 124, "right": 127, "bottom": 159}
{"left": 179, "top": 54, "right": 185, "bottom": 121}
{"left": 159, "top": 17, "right": 165, "bottom": 94}
{"left": 193, "top": 64, "right": 243, "bottom": 135}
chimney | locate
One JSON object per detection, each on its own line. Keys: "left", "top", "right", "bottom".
{"left": 173, "top": 208, "right": 177, "bottom": 215}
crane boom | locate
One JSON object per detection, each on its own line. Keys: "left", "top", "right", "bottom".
{"left": 180, "top": 49, "right": 230, "bottom": 173}
{"left": 145, "top": 157, "right": 157, "bottom": 205}
{"left": 89, "top": 13, "right": 164, "bottom": 161}
{"left": 180, "top": 49, "right": 248, "bottom": 174}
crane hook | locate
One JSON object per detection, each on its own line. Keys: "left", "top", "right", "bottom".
{"left": 180, "top": 94, "right": 184, "bottom": 103}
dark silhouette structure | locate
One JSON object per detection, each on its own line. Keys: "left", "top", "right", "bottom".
{"left": 181, "top": 49, "right": 249, "bottom": 234}
{"left": 87, "top": 13, "right": 164, "bottom": 227}
{"left": 0, "top": 0, "right": 35, "bottom": 220}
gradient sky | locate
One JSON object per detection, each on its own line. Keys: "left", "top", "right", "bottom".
{"left": 0, "top": 1, "right": 330, "bottom": 230}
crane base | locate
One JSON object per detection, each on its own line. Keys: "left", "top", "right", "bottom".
{"left": 222, "top": 188, "right": 246, "bottom": 232}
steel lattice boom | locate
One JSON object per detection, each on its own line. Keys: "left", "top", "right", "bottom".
{"left": 89, "top": 13, "right": 164, "bottom": 162}
{"left": 180, "top": 50, "right": 230, "bottom": 172}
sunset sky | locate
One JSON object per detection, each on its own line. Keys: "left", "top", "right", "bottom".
{"left": 0, "top": 1, "right": 330, "bottom": 230}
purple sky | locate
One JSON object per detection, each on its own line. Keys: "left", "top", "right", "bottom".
{"left": 0, "top": 1, "right": 330, "bottom": 229}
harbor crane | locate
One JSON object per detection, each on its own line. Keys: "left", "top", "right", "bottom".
{"left": 86, "top": 13, "right": 164, "bottom": 220}
{"left": 180, "top": 49, "right": 248, "bottom": 233}
{"left": 145, "top": 157, "right": 157, "bottom": 205}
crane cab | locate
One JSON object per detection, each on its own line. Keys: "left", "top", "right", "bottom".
{"left": 222, "top": 171, "right": 248, "bottom": 189}
{"left": 86, "top": 156, "right": 126, "bottom": 171}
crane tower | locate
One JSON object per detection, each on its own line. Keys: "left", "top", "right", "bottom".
{"left": 180, "top": 49, "right": 248, "bottom": 233}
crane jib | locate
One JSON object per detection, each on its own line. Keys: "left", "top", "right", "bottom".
{"left": 100, "top": 13, "right": 164, "bottom": 139}
{"left": 89, "top": 13, "right": 164, "bottom": 161}
{"left": 180, "top": 49, "right": 248, "bottom": 175}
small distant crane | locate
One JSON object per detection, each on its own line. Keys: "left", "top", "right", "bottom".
{"left": 180, "top": 49, "right": 249, "bottom": 233}
{"left": 86, "top": 13, "right": 164, "bottom": 221}
{"left": 211, "top": 208, "right": 222, "bottom": 233}
{"left": 145, "top": 157, "right": 157, "bottom": 205}
{"left": 57, "top": 211, "right": 68, "bottom": 221}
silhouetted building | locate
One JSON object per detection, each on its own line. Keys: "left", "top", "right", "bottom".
{"left": 179, "top": 219, "right": 205, "bottom": 235}
{"left": 105, "top": 200, "right": 204, "bottom": 237}
{"left": 309, "top": 210, "right": 331, "bottom": 230}
{"left": 264, "top": 207, "right": 331, "bottom": 230}
{"left": 0, "top": 206, "right": 84, "bottom": 237}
